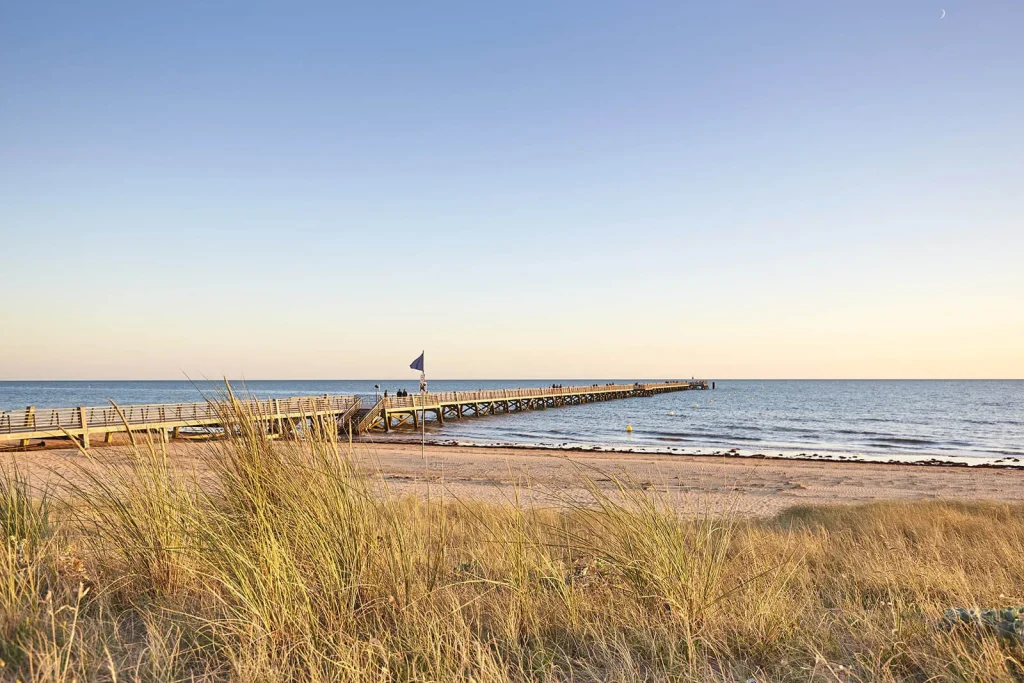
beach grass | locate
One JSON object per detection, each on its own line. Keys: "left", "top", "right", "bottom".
{"left": 1, "top": 399, "right": 1023, "bottom": 681}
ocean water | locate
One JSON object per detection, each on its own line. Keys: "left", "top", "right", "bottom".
{"left": 1, "top": 380, "right": 1022, "bottom": 466}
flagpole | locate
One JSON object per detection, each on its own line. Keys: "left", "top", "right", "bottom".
{"left": 409, "top": 351, "right": 442, "bottom": 559}
{"left": 409, "top": 351, "right": 428, "bottom": 504}
{"left": 420, "top": 371, "right": 425, "bottom": 465}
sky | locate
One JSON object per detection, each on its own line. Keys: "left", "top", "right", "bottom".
{"left": 1, "top": 1, "right": 1022, "bottom": 380}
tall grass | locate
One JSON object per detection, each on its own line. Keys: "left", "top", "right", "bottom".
{"left": 1, "top": 397, "right": 1022, "bottom": 681}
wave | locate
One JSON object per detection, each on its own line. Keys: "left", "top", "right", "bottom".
{"left": 767, "top": 425, "right": 821, "bottom": 435}
{"left": 636, "top": 429, "right": 748, "bottom": 440}
{"left": 863, "top": 436, "right": 940, "bottom": 446}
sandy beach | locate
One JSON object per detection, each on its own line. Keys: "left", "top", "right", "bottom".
{"left": 8, "top": 437, "right": 1024, "bottom": 516}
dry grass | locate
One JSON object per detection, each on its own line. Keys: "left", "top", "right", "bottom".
{"left": 1, "top": 397, "right": 1023, "bottom": 681}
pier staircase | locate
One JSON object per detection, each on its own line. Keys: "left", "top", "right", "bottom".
{"left": 353, "top": 397, "right": 385, "bottom": 433}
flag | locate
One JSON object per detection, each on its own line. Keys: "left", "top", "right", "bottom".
{"left": 410, "top": 352, "right": 425, "bottom": 373}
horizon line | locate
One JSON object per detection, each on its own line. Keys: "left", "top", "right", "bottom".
{"left": 1, "top": 378, "right": 1022, "bottom": 383}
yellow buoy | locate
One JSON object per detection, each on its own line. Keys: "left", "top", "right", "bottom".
{"left": 669, "top": 411, "right": 675, "bottom": 416}
{"left": 626, "top": 425, "right": 633, "bottom": 432}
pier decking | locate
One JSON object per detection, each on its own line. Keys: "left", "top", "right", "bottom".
{"left": 0, "top": 381, "right": 708, "bottom": 448}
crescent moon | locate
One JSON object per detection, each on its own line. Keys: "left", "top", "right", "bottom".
{"left": 940, "top": 8, "right": 946, "bottom": 18}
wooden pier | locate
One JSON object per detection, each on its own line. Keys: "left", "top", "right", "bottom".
{"left": 356, "top": 381, "right": 708, "bottom": 433}
{"left": 0, "top": 381, "right": 708, "bottom": 448}
{"left": 0, "top": 395, "right": 362, "bottom": 448}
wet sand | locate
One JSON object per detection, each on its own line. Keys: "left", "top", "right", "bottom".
{"left": 6, "top": 437, "right": 1024, "bottom": 516}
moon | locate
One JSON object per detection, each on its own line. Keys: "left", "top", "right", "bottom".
{"left": 940, "top": 8, "right": 946, "bottom": 18}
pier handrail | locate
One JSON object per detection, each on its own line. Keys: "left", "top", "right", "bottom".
{"left": 378, "top": 382, "right": 691, "bottom": 410}
{"left": 0, "top": 395, "right": 359, "bottom": 434}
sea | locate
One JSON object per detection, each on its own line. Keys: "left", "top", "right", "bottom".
{"left": 1, "top": 380, "right": 1022, "bottom": 467}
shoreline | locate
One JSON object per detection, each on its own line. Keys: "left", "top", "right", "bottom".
{"left": 6, "top": 431, "right": 1024, "bottom": 469}
{"left": 360, "top": 434, "right": 1024, "bottom": 469}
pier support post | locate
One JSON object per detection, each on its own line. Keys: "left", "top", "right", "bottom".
{"left": 172, "top": 426, "right": 180, "bottom": 439}
{"left": 412, "top": 410, "right": 419, "bottom": 428}
{"left": 104, "top": 430, "right": 115, "bottom": 443}
{"left": 21, "top": 406, "right": 35, "bottom": 447}
{"left": 78, "top": 406, "right": 90, "bottom": 449}
{"left": 383, "top": 412, "right": 391, "bottom": 432}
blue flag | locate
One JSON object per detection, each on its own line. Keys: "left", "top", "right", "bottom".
{"left": 410, "top": 352, "right": 425, "bottom": 373}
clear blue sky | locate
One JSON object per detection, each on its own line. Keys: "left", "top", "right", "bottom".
{"left": 2, "top": 1, "right": 1022, "bottom": 379}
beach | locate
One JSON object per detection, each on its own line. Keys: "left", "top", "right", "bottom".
{"left": 7, "top": 2, "right": 1023, "bottom": 676}
{"left": 11, "top": 437, "right": 1024, "bottom": 516}
{"left": 6, "top": 412, "right": 1024, "bottom": 681}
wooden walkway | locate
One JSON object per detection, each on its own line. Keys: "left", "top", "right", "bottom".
{"left": 359, "top": 381, "right": 707, "bottom": 432}
{"left": 0, "top": 381, "right": 708, "bottom": 448}
{"left": 0, "top": 395, "right": 361, "bottom": 448}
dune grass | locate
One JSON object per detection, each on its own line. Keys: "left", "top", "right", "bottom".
{"left": 1, "top": 399, "right": 1023, "bottom": 681}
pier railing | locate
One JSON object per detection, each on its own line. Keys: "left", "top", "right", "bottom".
{"left": 379, "top": 382, "right": 687, "bottom": 410}
{"left": 1, "top": 381, "right": 706, "bottom": 443}
{"left": 0, "top": 395, "right": 359, "bottom": 436}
